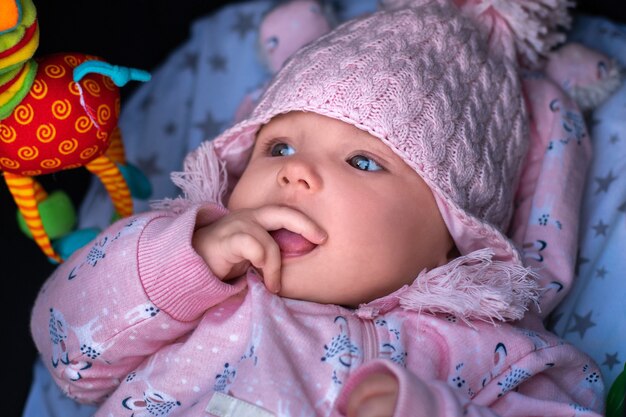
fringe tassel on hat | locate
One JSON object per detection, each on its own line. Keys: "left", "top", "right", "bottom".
{"left": 151, "top": 141, "right": 228, "bottom": 213}
{"left": 474, "top": 0, "right": 575, "bottom": 65}
{"left": 398, "top": 248, "right": 540, "bottom": 324}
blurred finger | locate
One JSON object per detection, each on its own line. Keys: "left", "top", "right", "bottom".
{"left": 355, "top": 393, "right": 397, "bottom": 417}
{"left": 347, "top": 373, "right": 398, "bottom": 417}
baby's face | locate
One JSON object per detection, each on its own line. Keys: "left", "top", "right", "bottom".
{"left": 228, "top": 112, "right": 453, "bottom": 307}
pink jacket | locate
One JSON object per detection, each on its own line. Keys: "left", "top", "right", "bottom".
{"left": 31, "top": 204, "right": 604, "bottom": 417}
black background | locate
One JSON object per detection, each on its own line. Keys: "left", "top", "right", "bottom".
{"left": 2, "top": 1, "right": 625, "bottom": 416}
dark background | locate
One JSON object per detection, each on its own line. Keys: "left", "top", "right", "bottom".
{"left": 2, "top": 1, "right": 625, "bottom": 416}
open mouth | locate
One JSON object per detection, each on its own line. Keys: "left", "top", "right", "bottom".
{"left": 270, "top": 228, "right": 318, "bottom": 258}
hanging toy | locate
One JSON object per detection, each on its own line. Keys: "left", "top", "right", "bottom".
{"left": 0, "top": 0, "right": 151, "bottom": 263}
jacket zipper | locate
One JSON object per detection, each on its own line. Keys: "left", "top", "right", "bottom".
{"left": 361, "top": 318, "right": 379, "bottom": 363}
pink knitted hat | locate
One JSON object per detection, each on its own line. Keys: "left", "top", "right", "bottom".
{"left": 163, "top": 0, "right": 572, "bottom": 322}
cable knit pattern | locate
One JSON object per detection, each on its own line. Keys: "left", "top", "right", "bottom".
{"left": 259, "top": 2, "right": 527, "bottom": 230}
{"left": 210, "top": 0, "right": 528, "bottom": 263}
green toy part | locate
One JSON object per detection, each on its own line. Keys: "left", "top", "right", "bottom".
{"left": 0, "top": 59, "right": 37, "bottom": 120}
{"left": 110, "top": 211, "right": 121, "bottom": 224}
{"left": 16, "top": 190, "right": 76, "bottom": 240}
{"left": 606, "top": 363, "right": 626, "bottom": 417}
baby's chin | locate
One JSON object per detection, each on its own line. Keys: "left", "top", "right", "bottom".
{"left": 278, "top": 292, "right": 362, "bottom": 309}
{"left": 276, "top": 272, "right": 375, "bottom": 308}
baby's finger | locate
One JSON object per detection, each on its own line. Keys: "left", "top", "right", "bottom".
{"left": 253, "top": 205, "right": 327, "bottom": 243}
{"left": 225, "top": 231, "right": 282, "bottom": 293}
{"left": 258, "top": 241, "right": 282, "bottom": 293}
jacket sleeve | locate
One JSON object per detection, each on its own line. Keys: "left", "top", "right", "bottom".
{"left": 30, "top": 203, "right": 247, "bottom": 404}
{"left": 510, "top": 45, "right": 621, "bottom": 319}
{"left": 335, "top": 351, "right": 604, "bottom": 417}
{"left": 509, "top": 75, "right": 592, "bottom": 319}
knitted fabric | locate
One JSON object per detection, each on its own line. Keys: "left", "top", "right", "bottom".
{"left": 162, "top": 0, "right": 575, "bottom": 320}
{"left": 212, "top": 0, "right": 528, "bottom": 263}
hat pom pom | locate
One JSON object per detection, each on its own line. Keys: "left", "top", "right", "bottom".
{"left": 380, "top": 0, "right": 575, "bottom": 67}
{"left": 463, "top": 0, "right": 575, "bottom": 66}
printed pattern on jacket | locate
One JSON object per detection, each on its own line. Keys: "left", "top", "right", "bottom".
{"left": 30, "top": 205, "right": 605, "bottom": 417}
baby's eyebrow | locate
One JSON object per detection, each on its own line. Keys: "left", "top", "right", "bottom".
{"left": 255, "top": 126, "right": 285, "bottom": 141}
{"left": 354, "top": 134, "right": 395, "bottom": 156}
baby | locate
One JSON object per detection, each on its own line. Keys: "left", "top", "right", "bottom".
{"left": 30, "top": 0, "right": 605, "bottom": 416}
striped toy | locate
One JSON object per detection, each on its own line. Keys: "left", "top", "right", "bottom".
{"left": 0, "top": 0, "right": 150, "bottom": 262}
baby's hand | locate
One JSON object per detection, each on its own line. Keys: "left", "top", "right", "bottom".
{"left": 346, "top": 372, "right": 399, "bottom": 417}
{"left": 192, "top": 205, "right": 326, "bottom": 292}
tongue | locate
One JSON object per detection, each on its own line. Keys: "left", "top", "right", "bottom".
{"left": 270, "top": 228, "right": 317, "bottom": 256}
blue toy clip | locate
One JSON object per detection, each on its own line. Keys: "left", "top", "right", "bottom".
{"left": 73, "top": 61, "right": 151, "bottom": 87}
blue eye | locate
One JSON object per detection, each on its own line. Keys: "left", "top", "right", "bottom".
{"left": 270, "top": 142, "right": 295, "bottom": 157}
{"left": 348, "top": 155, "right": 383, "bottom": 171}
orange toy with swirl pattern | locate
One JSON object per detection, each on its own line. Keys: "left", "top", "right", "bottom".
{"left": 0, "top": 0, "right": 150, "bottom": 262}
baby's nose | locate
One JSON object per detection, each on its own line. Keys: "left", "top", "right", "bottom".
{"left": 277, "top": 159, "right": 322, "bottom": 191}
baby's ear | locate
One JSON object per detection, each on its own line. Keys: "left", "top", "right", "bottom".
{"left": 545, "top": 42, "right": 623, "bottom": 112}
